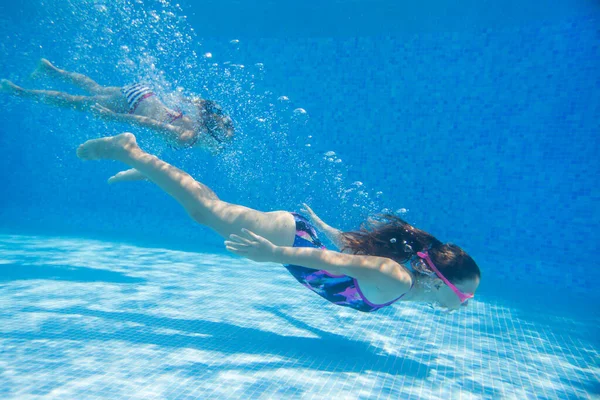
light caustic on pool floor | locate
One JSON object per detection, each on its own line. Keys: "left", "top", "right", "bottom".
{"left": 0, "top": 235, "right": 597, "bottom": 399}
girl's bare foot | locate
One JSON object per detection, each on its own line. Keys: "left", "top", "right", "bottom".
{"left": 31, "top": 58, "right": 60, "bottom": 79}
{"left": 77, "top": 132, "right": 139, "bottom": 161}
{"left": 0, "top": 79, "right": 23, "bottom": 94}
{"left": 108, "top": 168, "right": 147, "bottom": 184}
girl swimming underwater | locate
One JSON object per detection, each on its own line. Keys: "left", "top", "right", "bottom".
{"left": 1, "top": 59, "right": 234, "bottom": 151}
{"left": 76, "top": 132, "right": 480, "bottom": 312}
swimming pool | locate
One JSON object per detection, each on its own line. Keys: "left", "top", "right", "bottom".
{"left": 1, "top": 0, "right": 598, "bottom": 398}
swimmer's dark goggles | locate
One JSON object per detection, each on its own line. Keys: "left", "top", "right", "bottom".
{"left": 200, "top": 100, "right": 227, "bottom": 144}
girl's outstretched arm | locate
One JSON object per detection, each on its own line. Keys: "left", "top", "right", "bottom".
{"left": 301, "top": 203, "right": 347, "bottom": 251}
{"left": 226, "top": 229, "right": 412, "bottom": 290}
{"left": 91, "top": 103, "right": 195, "bottom": 146}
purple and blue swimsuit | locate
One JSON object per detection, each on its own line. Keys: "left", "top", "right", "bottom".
{"left": 284, "top": 213, "right": 409, "bottom": 313}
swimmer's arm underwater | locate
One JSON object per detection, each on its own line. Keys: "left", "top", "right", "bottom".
{"left": 301, "top": 203, "right": 347, "bottom": 251}
{"left": 274, "top": 246, "right": 409, "bottom": 283}
{"left": 91, "top": 103, "right": 194, "bottom": 145}
{"left": 226, "top": 229, "right": 412, "bottom": 288}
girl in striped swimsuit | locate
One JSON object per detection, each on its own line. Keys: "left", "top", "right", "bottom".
{"left": 1, "top": 59, "right": 234, "bottom": 159}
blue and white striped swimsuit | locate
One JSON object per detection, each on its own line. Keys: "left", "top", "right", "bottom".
{"left": 121, "top": 83, "right": 155, "bottom": 114}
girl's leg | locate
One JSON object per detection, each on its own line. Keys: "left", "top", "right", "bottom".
{"left": 76, "top": 132, "right": 297, "bottom": 247}
{"left": 1, "top": 79, "right": 98, "bottom": 110}
{"left": 1, "top": 78, "right": 112, "bottom": 111}
{"left": 34, "top": 58, "right": 119, "bottom": 95}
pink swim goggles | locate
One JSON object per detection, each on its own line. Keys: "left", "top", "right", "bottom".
{"left": 417, "top": 251, "right": 474, "bottom": 303}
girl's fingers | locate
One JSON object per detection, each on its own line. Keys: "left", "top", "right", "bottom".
{"left": 225, "top": 245, "right": 248, "bottom": 254}
{"left": 224, "top": 240, "right": 249, "bottom": 248}
{"left": 302, "top": 203, "right": 316, "bottom": 216}
{"left": 93, "top": 103, "right": 110, "bottom": 113}
{"left": 228, "top": 234, "right": 252, "bottom": 244}
{"left": 241, "top": 228, "right": 262, "bottom": 241}
{"left": 91, "top": 104, "right": 107, "bottom": 114}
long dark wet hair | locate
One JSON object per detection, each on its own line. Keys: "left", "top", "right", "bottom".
{"left": 187, "top": 98, "right": 235, "bottom": 144}
{"left": 341, "top": 215, "right": 480, "bottom": 283}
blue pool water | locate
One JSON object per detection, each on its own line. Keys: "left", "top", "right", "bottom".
{"left": 1, "top": 0, "right": 599, "bottom": 398}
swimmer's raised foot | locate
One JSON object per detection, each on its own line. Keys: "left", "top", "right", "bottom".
{"left": 108, "top": 168, "right": 147, "bottom": 184}
{"left": 77, "top": 132, "right": 138, "bottom": 161}
{"left": 0, "top": 79, "right": 23, "bottom": 94}
{"left": 31, "top": 58, "right": 60, "bottom": 79}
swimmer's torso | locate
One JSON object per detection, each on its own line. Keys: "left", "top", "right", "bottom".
{"left": 135, "top": 96, "right": 195, "bottom": 130}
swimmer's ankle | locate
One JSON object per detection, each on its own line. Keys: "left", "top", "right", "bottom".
{"left": 32, "top": 58, "right": 61, "bottom": 79}
{"left": 0, "top": 79, "right": 22, "bottom": 94}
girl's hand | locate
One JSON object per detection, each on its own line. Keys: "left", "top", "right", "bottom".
{"left": 300, "top": 203, "right": 326, "bottom": 229}
{"left": 301, "top": 203, "right": 347, "bottom": 251}
{"left": 225, "top": 229, "right": 278, "bottom": 263}
{"left": 91, "top": 103, "right": 117, "bottom": 120}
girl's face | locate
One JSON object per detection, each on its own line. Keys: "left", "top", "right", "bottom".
{"left": 433, "top": 277, "right": 480, "bottom": 311}
{"left": 194, "top": 100, "right": 234, "bottom": 143}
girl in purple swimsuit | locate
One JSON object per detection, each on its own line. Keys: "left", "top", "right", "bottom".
{"left": 1, "top": 59, "right": 234, "bottom": 156}
{"left": 75, "top": 132, "right": 480, "bottom": 313}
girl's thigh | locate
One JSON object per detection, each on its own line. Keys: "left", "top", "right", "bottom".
{"left": 96, "top": 90, "right": 129, "bottom": 113}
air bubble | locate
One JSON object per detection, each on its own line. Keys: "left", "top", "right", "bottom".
{"left": 324, "top": 151, "right": 336, "bottom": 157}
{"left": 278, "top": 96, "right": 289, "bottom": 102}
{"left": 149, "top": 10, "right": 160, "bottom": 22}
{"left": 230, "top": 39, "right": 240, "bottom": 44}
{"left": 204, "top": 52, "right": 213, "bottom": 58}
{"left": 292, "top": 108, "right": 309, "bottom": 124}
{"left": 293, "top": 108, "right": 307, "bottom": 115}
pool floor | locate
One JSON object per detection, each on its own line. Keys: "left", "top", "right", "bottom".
{"left": 0, "top": 235, "right": 597, "bottom": 399}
